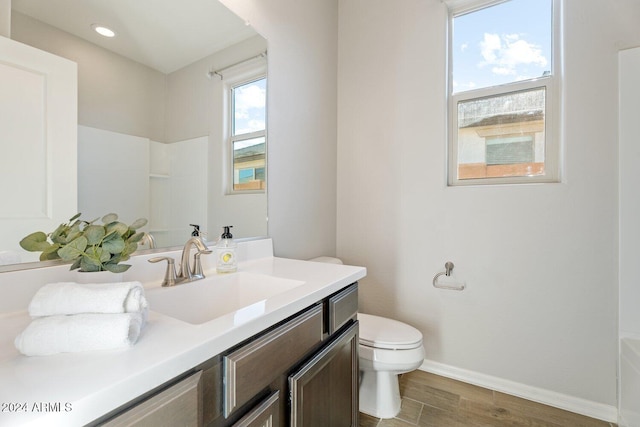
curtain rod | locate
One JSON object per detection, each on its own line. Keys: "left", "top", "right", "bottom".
{"left": 207, "top": 51, "right": 267, "bottom": 80}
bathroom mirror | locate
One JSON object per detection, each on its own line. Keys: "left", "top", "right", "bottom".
{"left": 1, "top": 0, "right": 268, "bottom": 269}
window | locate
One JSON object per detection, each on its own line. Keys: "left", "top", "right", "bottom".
{"left": 230, "top": 77, "right": 267, "bottom": 192}
{"left": 447, "top": 0, "right": 559, "bottom": 185}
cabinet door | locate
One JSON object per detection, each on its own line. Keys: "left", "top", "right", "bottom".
{"left": 289, "top": 321, "right": 358, "bottom": 427}
{"left": 102, "top": 371, "right": 202, "bottom": 427}
{"left": 232, "top": 391, "right": 279, "bottom": 427}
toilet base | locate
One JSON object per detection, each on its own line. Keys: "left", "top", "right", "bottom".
{"left": 359, "top": 369, "right": 402, "bottom": 419}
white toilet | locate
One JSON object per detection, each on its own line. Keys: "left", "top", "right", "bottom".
{"left": 309, "top": 257, "right": 425, "bottom": 419}
{"left": 358, "top": 313, "right": 425, "bottom": 418}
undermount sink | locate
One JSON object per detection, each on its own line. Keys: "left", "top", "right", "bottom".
{"left": 145, "top": 272, "right": 306, "bottom": 325}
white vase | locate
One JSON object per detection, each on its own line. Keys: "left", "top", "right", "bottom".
{"left": 75, "top": 270, "right": 124, "bottom": 284}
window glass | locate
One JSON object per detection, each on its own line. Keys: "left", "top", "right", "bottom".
{"left": 231, "top": 77, "right": 266, "bottom": 191}
{"left": 452, "top": 0, "right": 552, "bottom": 93}
{"left": 457, "top": 87, "right": 545, "bottom": 179}
{"left": 449, "top": 0, "right": 557, "bottom": 184}
{"left": 233, "top": 136, "right": 266, "bottom": 190}
{"left": 232, "top": 78, "right": 266, "bottom": 135}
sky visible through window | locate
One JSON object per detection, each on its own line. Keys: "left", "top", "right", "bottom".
{"left": 233, "top": 77, "right": 266, "bottom": 150}
{"left": 452, "top": 0, "right": 552, "bottom": 94}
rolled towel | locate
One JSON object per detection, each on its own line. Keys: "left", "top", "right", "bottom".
{"left": 28, "top": 281, "right": 148, "bottom": 318}
{"left": 14, "top": 313, "right": 144, "bottom": 356}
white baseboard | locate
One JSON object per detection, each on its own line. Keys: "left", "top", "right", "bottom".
{"left": 418, "top": 359, "right": 618, "bottom": 423}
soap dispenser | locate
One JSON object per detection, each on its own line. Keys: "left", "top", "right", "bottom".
{"left": 190, "top": 224, "right": 206, "bottom": 244}
{"left": 216, "top": 226, "right": 237, "bottom": 273}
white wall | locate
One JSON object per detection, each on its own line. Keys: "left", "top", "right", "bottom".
{"left": 0, "top": 0, "right": 9, "bottom": 37}
{"left": 78, "top": 126, "right": 149, "bottom": 225}
{"left": 148, "top": 138, "right": 209, "bottom": 246}
{"left": 337, "top": 0, "right": 640, "bottom": 415}
{"left": 620, "top": 46, "right": 640, "bottom": 424}
{"left": 11, "top": 12, "right": 166, "bottom": 142}
{"left": 619, "top": 47, "right": 640, "bottom": 339}
{"left": 219, "top": 0, "right": 339, "bottom": 259}
{"left": 165, "top": 35, "right": 266, "bottom": 143}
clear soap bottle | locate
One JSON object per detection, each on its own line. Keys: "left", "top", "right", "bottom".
{"left": 216, "top": 226, "right": 237, "bottom": 273}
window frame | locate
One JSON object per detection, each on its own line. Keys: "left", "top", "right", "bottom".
{"left": 223, "top": 63, "right": 267, "bottom": 195}
{"left": 446, "top": 0, "right": 561, "bottom": 186}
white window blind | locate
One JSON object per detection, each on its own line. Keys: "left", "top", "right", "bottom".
{"left": 442, "top": 0, "right": 509, "bottom": 14}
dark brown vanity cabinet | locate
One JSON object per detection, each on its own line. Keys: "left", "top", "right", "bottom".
{"left": 208, "top": 282, "right": 359, "bottom": 427}
{"left": 101, "top": 371, "right": 203, "bottom": 427}
{"left": 100, "top": 283, "right": 359, "bottom": 427}
{"left": 288, "top": 283, "right": 359, "bottom": 426}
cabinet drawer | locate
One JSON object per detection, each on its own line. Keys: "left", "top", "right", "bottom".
{"left": 224, "top": 304, "right": 324, "bottom": 417}
{"left": 232, "top": 391, "right": 280, "bottom": 427}
{"left": 328, "top": 283, "right": 358, "bottom": 334}
{"left": 103, "top": 371, "right": 202, "bottom": 427}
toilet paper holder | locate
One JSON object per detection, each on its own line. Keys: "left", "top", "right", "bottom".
{"left": 432, "top": 262, "right": 465, "bottom": 291}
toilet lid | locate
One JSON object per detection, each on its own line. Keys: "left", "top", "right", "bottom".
{"left": 357, "top": 313, "right": 423, "bottom": 350}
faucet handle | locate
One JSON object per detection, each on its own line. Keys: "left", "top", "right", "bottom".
{"left": 193, "top": 250, "right": 212, "bottom": 277}
{"left": 148, "top": 256, "right": 178, "bottom": 287}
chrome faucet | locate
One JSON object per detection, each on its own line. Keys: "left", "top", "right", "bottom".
{"left": 139, "top": 232, "right": 156, "bottom": 249}
{"left": 179, "top": 237, "right": 211, "bottom": 281}
{"left": 148, "top": 237, "right": 211, "bottom": 287}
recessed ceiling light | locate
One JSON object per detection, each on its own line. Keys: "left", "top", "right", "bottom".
{"left": 91, "top": 24, "right": 116, "bottom": 38}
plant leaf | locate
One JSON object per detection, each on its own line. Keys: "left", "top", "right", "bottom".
{"left": 106, "top": 222, "right": 129, "bottom": 237}
{"left": 84, "top": 225, "right": 106, "bottom": 245}
{"left": 80, "top": 257, "right": 101, "bottom": 272}
{"left": 19, "top": 232, "right": 50, "bottom": 252}
{"left": 65, "top": 228, "right": 82, "bottom": 243}
{"left": 21, "top": 212, "right": 149, "bottom": 271}
{"left": 69, "top": 258, "right": 82, "bottom": 270}
{"left": 49, "top": 223, "right": 70, "bottom": 244}
{"left": 85, "top": 246, "right": 111, "bottom": 264}
{"left": 79, "top": 245, "right": 108, "bottom": 270}
{"left": 99, "top": 249, "right": 112, "bottom": 263}
{"left": 127, "top": 232, "right": 145, "bottom": 244}
{"left": 104, "top": 263, "right": 130, "bottom": 273}
{"left": 58, "top": 236, "right": 88, "bottom": 261}
{"left": 102, "top": 236, "right": 125, "bottom": 254}
{"left": 116, "top": 242, "right": 136, "bottom": 262}
{"left": 102, "top": 213, "right": 118, "bottom": 224}
{"left": 40, "top": 244, "right": 61, "bottom": 260}
{"left": 85, "top": 217, "right": 99, "bottom": 226}
{"left": 130, "top": 218, "right": 148, "bottom": 230}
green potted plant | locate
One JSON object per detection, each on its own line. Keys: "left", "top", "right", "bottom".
{"left": 19, "top": 213, "right": 148, "bottom": 273}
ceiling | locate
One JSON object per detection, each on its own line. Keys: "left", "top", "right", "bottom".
{"left": 11, "top": 0, "right": 257, "bottom": 74}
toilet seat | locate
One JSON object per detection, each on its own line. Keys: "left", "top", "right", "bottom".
{"left": 358, "top": 313, "right": 423, "bottom": 350}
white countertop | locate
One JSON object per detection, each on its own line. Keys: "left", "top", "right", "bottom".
{"left": 0, "top": 250, "right": 365, "bottom": 426}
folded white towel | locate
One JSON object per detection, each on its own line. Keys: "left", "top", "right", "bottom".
{"left": 14, "top": 313, "right": 144, "bottom": 356}
{"left": 28, "top": 281, "right": 148, "bottom": 319}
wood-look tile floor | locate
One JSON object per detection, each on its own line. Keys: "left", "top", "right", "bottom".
{"left": 358, "top": 370, "right": 616, "bottom": 427}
